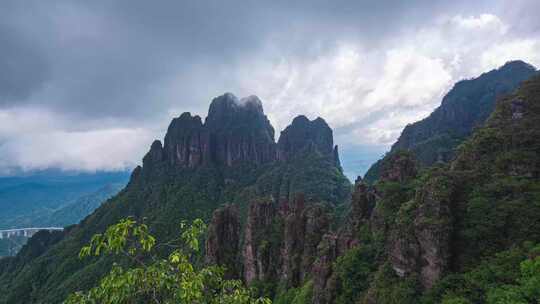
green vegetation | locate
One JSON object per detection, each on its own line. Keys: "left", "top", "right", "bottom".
{"left": 333, "top": 245, "right": 377, "bottom": 303}
{"left": 274, "top": 280, "right": 313, "bottom": 304}
{"left": 254, "top": 152, "right": 351, "bottom": 206}
{"left": 65, "top": 218, "right": 270, "bottom": 304}
{"left": 423, "top": 243, "right": 540, "bottom": 304}
{"left": 0, "top": 148, "right": 349, "bottom": 303}
{"left": 365, "top": 263, "right": 420, "bottom": 304}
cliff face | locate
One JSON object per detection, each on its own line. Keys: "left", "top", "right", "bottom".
{"left": 311, "top": 154, "right": 416, "bottom": 304}
{"left": 205, "top": 94, "right": 277, "bottom": 166}
{"left": 205, "top": 204, "right": 241, "bottom": 278}
{"left": 281, "top": 195, "right": 330, "bottom": 287}
{"left": 157, "top": 93, "right": 276, "bottom": 169}
{"left": 141, "top": 93, "right": 342, "bottom": 177}
{"left": 311, "top": 176, "right": 376, "bottom": 304}
{"left": 388, "top": 171, "right": 455, "bottom": 289}
{"left": 206, "top": 194, "right": 331, "bottom": 291}
{"left": 277, "top": 115, "right": 337, "bottom": 163}
{"left": 163, "top": 113, "right": 210, "bottom": 168}
{"left": 365, "top": 61, "right": 537, "bottom": 183}
{"left": 393, "top": 61, "right": 536, "bottom": 160}
{"left": 243, "top": 199, "right": 280, "bottom": 285}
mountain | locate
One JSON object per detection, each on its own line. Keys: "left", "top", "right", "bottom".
{"left": 0, "top": 171, "right": 130, "bottom": 229}
{"left": 0, "top": 170, "right": 127, "bottom": 257}
{"left": 202, "top": 73, "right": 540, "bottom": 303}
{"left": 364, "top": 61, "right": 537, "bottom": 183}
{"left": 35, "top": 183, "right": 125, "bottom": 228}
{"left": 273, "top": 73, "right": 540, "bottom": 304}
{"left": 2, "top": 71, "right": 540, "bottom": 303}
{"left": 0, "top": 93, "right": 350, "bottom": 303}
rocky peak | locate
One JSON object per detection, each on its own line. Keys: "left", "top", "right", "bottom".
{"left": 363, "top": 61, "right": 538, "bottom": 182}
{"left": 143, "top": 140, "right": 164, "bottom": 165}
{"left": 277, "top": 115, "right": 337, "bottom": 162}
{"left": 163, "top": 112, "right": 209, "bottom": 168}
{"left": 350, "top": 176, "right": 376, "bottom": 221}
{"left": 498, "top": 60, "right": 536, "bottom": 74}
{"left": 140, "top": 93, "right": 343, "bottom": 173}
{"left": 239, "top": 95, "right": 264, "bottom": 113}
{"left": 205, "top": 93, "right": 276, "bottom": 166}
{"left": 205, "top": 93, "right": 272, "bottom": 136}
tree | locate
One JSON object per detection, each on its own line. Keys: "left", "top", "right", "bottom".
{"left": 487, "top": 248, "right": 540, "bottom": 304}
{"left": 65, "top": 218, "right": 271, "bottom": 304}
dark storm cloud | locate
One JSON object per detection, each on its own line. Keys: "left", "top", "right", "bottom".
{"left": 0, "top": 0, "right": 538, "bottom": 174}
{"left": 0, "top": 0, "right": 493, "bottom": 121}
{"left": 0, "top": 24, "right": 49, "bottom": 104}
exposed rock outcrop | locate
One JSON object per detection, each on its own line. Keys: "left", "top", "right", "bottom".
{"left": 205, "top": 204, "right": 241, "bottom": 278}
{"left": 206, "top": 194, "right": 331, "bottom": 290}
{"left": 311, "top": 177, "right": 377, "bottom": 304}
{"left": 141, "top": 93, "right": 343, "bottom": 177}
{"left": 379, "top": 151, "right": 418, "bottom": 183}
{"left": 277, "top": 115, "right": 339, "bottom": 165}
{"left": 163, "top": 112, "right": 210, "bottom": 167}
{"left": 243, "top": 199, "right": 280, "bottom": 285}
{"left": 281, "top": 194, "right": 330, "bottom": 288}
{"left": 205, "top": 94, "right": 276, "bottom": 166}
{"left": 312, "top": 234, "right": 340, "bottom": 304}
{"left": 388, "top": 171, "right": 455, "bottom": 289}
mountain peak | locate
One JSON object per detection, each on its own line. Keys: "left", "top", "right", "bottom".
{"left": 392, "top": 61, "right": 536, "bottom": 163}
{"left": 138, "top": 94, "right": 341, "bottom": 175}
{"left": 239, "top": 95, "right": 264, "bottom": 112}
{"left": 207, "top": 93, "right": 265, "bottom": 118}
{"left": 206, "top": 93, "right": 267, "bottom": 127}
{"left": 277, "top": 115, "right": 336, "bottom": 162}
{"left": 499, "top": 60, "right": 536, "bottom": 72}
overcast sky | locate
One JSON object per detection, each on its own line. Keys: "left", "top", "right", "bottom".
{"left": 1, "top": 0, "right": 539, "bottom": 179}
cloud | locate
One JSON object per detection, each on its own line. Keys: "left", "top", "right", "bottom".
{"left": 0, "top": 108, "right": 155, "bottom": 174}
{"left": 0, "top": 1, "right": 539, "bottom": 176}
{"left": 451, "top": 14, "right": 508, "bottom": 33}
{"left": 0, "top": 24, "right": 49, "bottom": 104}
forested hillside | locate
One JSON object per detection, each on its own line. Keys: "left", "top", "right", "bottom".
{"left": 0, "top": 93, "right": 349, "bottom": 303}
{"left": 365, "top": 61, "right": 537, "bottom": 183}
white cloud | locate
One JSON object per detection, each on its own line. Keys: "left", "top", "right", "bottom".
{"left": 480, "top": 39, "right": 540, "bottom": 71}
{"left": 232, "top": 12, "right": 539, "bottom": 152}
{"left": 0, "top": 108, "right": 155, "bottom": 174}
{"left": 451, "top": 14, "right": 508, "bottom": 34}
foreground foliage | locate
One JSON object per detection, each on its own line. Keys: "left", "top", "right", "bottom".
{"left": 65, "top": 218, "right": 270, "bottom": 304}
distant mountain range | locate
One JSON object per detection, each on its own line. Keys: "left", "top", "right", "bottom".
{"left": 0, "top": 170, "right": 130, "bottom": 229}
